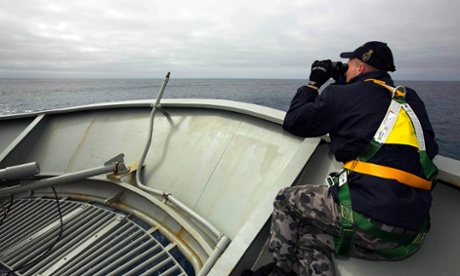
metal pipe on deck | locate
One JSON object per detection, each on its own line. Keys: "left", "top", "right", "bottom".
{"left": 0, "top": 163, "right": 118, "bottom": 195}
{"left": 134, "top": 72, "right": 231, "bottom": 274}
{"left": 0, "top": 162, "right": 40, "bottom": 180}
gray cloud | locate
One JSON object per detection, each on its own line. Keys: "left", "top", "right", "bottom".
{"left": 0, "top": 0, "right": 459, "bottom": 80}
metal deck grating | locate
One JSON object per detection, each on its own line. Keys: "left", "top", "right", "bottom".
{"left": 0, "top": 198, "right": 193, "bottom": 275}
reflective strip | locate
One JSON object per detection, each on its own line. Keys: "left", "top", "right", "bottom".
{"left": 402, "top": 104, "right": 426, "bottom": 151}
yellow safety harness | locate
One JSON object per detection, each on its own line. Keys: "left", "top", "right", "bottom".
{"left": 331, "top": 79, "right": 438, "bottom": 257}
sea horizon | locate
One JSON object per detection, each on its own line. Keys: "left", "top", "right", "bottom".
{"left": 1, "top": 77, "right": 459, "bottom": 82}
{"left": 1, "top": 78, "right": 459, "bottom": 160}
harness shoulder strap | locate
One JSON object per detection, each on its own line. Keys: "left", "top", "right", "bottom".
{"left": 361, "top": 79, "right": 438, "bottom": 182}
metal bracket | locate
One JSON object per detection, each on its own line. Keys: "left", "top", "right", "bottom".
{"left": 104, "top": 153, "right": 125, "bottom": 166}
{"left": 104, "top": 190, "right": 126, "bottom": 205}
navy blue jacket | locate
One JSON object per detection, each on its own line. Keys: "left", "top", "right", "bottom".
{"left": 283, "top": 71, "right": 438, "bottom": 230}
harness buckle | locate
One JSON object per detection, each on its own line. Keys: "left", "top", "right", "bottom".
{"left": 326, "top": 173, "right": 337, "bottom": 186}
{"left": 326, "top": 169, "right": 348, "bottom": 187}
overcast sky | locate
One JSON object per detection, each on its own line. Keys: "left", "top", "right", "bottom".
{"left": 0, "top": 0, "right": 458, "bottom": 80}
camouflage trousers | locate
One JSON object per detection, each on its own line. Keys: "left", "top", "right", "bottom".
{"left": 268, "top": 184, "right": 421, "bottom": 276}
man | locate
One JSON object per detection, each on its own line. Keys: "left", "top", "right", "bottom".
{"left": 247, "top": 42, "right": 438, "bottom": 275}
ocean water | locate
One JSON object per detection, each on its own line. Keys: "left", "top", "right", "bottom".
{"left": 1, "top": 78, "right": 459, "bottom": 160}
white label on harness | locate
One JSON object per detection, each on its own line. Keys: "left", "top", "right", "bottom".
{"left": 339, "top": 172, "right": 348, "bottom": 186}
{"left": 375, "top": 101, "right": 400, "bottom": 143}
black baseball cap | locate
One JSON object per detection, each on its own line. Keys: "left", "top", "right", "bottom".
{"left": 340, "top": 41, "right": 396, "bottom": 72}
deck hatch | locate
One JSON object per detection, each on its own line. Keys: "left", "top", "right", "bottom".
{"left": 0, "top": 198, "right": 192, "bottom": 275}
